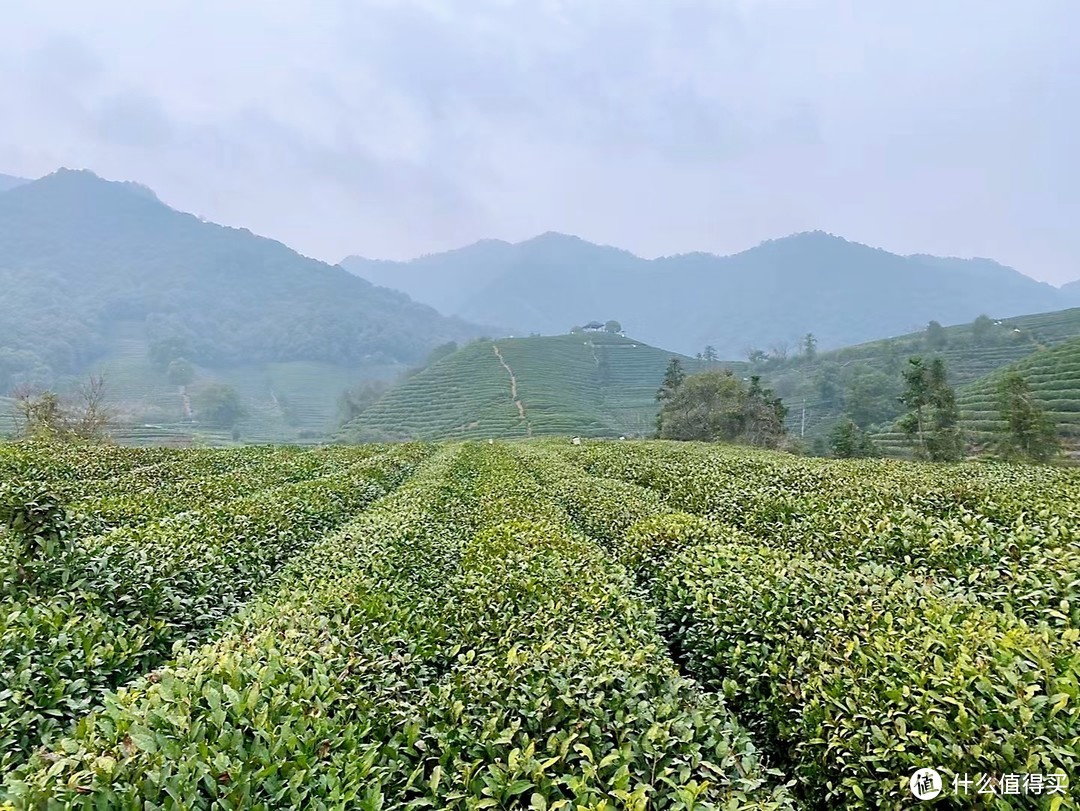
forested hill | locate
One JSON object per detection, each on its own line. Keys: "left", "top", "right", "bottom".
{"left": 0, "top": 169, "right": 487, "bottom": 392}
{"left": 757, "top": 305, "right": 1080, "bottom": 449}
{"left": 342, "top": 231, "right": 1073, "bottom": 358}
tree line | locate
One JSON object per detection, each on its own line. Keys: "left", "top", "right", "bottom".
{"left": 655, "top": 355, "right": 1063, "bottom": 463}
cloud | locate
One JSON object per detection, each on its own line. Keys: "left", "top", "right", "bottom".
{"left": 0, "top": 1, "right": 1078, "bottom": 281}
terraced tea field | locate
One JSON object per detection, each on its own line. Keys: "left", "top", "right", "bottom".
{"left": 1, "top": 439, "right": 1077, "bottom": 809}
{"left": 958, "top": 336, "right": 1080, "bottom": 446}
{"left": 341, "top": 334, "right": 717, "bottom": 442}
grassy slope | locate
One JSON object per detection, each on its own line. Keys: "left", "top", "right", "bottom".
{"left": 342, "top": 333, "right": 725, "bottom": 441}
{"left": 763, "top": 306, "right": 1080, "bottom": 440}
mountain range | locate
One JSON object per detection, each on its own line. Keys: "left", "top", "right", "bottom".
{"left": 0, "top": 169, "right": 490, "bottom": 442}
{"left": 0, "top": 169, "right": 483, "bottom": 388}
{"left": 4, "top": 164, "right": 1080, "bottom": 446}
{"left": 342, "top": 232, "right": 1080, "bottom": 358}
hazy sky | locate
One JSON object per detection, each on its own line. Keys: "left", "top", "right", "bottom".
{"left": 2, "top": 1, "right": 1078, "bottom": 283}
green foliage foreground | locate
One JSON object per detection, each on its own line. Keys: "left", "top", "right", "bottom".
{"left": 0, "top": 439, "right": 1078, "bottom": 809}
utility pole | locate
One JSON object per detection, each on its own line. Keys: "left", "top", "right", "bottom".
{"left": 800, "top": 400, "right": 806, "bottom": 438}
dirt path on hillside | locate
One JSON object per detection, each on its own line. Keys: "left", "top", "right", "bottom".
{"left": 179, "top": 385, "right": 193, "bottom": 419}
{"left": 587, "top": 339, "right": 600, "bottom": 367}
{"left": 493, "top": 344, "right": 532, "bottom": 436}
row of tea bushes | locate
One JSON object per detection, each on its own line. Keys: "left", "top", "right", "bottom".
{"left": 0, "top": 443, "right": 432, "bottom": 775}
{"left": 0, "top": 444, "right": 181, "bottom": 491}
{"left": 519, "top": 446, "right": 1078, "bottom": 809}
{"left": 556, "top": 441, "right": 1080, "bottom": 633}
{"left": 650, "top": 542, "right": 1077, "bottom": 809}
{"left": 8, "top": 443, "right": 792, "bottom": 810}
{"left": 68, "top": 445, "right": 382, "bottom": 535}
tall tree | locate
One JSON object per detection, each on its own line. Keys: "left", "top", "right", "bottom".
{"left": 654, "top": 358, "right": 686, "bottom": 435}
{"left": 703, "top": 345, "right": 718, "bottom": 364}
{"left": 803, "top": 333, "right": 817, "bottom": 359}
{"left": 925, "top": 320, "right": 948, "bottom": 350}
{"left": 898, "top": 357, "right": 963, "bottom": 461}
{"left": 604, "top": 320, "right": 622, "bottom": 334}
{"left": 899, "top": 358, "right": 932, "bottom": 453}
{"left": 924, "top": 358, "right": 963, "bottom": 461}
{"left": 656, "top": 358, "right": 685, "bottom": 403}
{"left": 996, "top": 372, "right": 1059, "bottom": 462}
{"left": 972, "top": 314, "right": 994, "bottom": 346}
{"left": 743, "top": 375, "right": 787, "bottom": 448}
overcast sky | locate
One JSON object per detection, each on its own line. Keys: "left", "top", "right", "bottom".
{"left": 1, "top": 1, "right": 1078, "bottom": 283}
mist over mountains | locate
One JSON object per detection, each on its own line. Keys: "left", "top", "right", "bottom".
{"left": 3, "top": 164, "right": 1080, "bottom": 402}
{"left": 0, "top": 169, "right": 484, "bottom": 392}
{"left": 342, "top": 232, "right": 1078, "bottom": 358}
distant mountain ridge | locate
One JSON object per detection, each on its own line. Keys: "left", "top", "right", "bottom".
{"left": 1062, "top": 279, "right": 1080, "bottom": 304}
{"left": 342, "top": 231, "right": 1076, "bottom": 358}
{"left": 0, "top": 169, "right": 489, "bottom": 441}
{"left": 0, "top": 173, "right": 29, "bottom": 193}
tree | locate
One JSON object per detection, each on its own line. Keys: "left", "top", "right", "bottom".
{"left": 12, "top": 388, "right": 64, "bottom": 441}
{"left": 925, "top": 320, "right": 948, "bottom": 350}
{"left": 569, "top": 325, "right": 584, "bottom": 335}
{"left": 658, "top": 370, "right": 745, "bottom": 442}
{"left": 149, "top": 338, "right": 191, "bottom": 371}
{"left": 996, "top": 372, "right": 1059, "bottom": 462}
{"left": 12, "top": 375, "right": 113, "bottom": 443}
{"left": 604, "top": 320, "right": 622, "bottom": 334}
{"left": 846, "top": 368, "right": 899, "bottom": 428}
{"left": 193, "top": 383, "right": 245, "bottom": 428}
{"left": 769, "top": 341, "right": 791, "bottom": 362}
{"left": 898, "top": 357, "right": 963, "bottom": 461}
{"left": 803, "top": 333, "right": 817, "bottom": 359}
{"left": 654, "top": 358, "right": 686, "bottom": 435}
{"left": 167, "top": 358, "right": 195, "bottom": 387}
{"left": 829, "top": 418, "right": 879, "bottom": 458}
{"left": 703, "top": 345, "right": 718, "bottom": 364}
{"left": 924, "top": 358, "right": 963, "bottom": 461}
{"left": 899, "top": 358, "right": 931, "bottom": 452}
{"left": 814, "top": 362, "right": 844, "bottom": 411}
{"left": 656, "top": 358, "right": 685, "bottom": 403}
{"left": 972, "top": 314, "right": 994, "bottom": 346}
{"left": 743, "top": 376, "right": 788, "bottom": 448}
{"left": 746, "top": 348, "right": 768, "bottom": 365}
{"left": 656, "top": 369, "right": 788, "bottom": 448}
{"left": 69, "top": 375, "right": 112, "bottom": 441}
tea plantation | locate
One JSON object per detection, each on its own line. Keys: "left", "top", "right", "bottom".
{"left": 0, "top": 439, "right": 1077, "bottom": 809}
{"left": 340, "top": 334, "right": 718, "bottom": 442}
